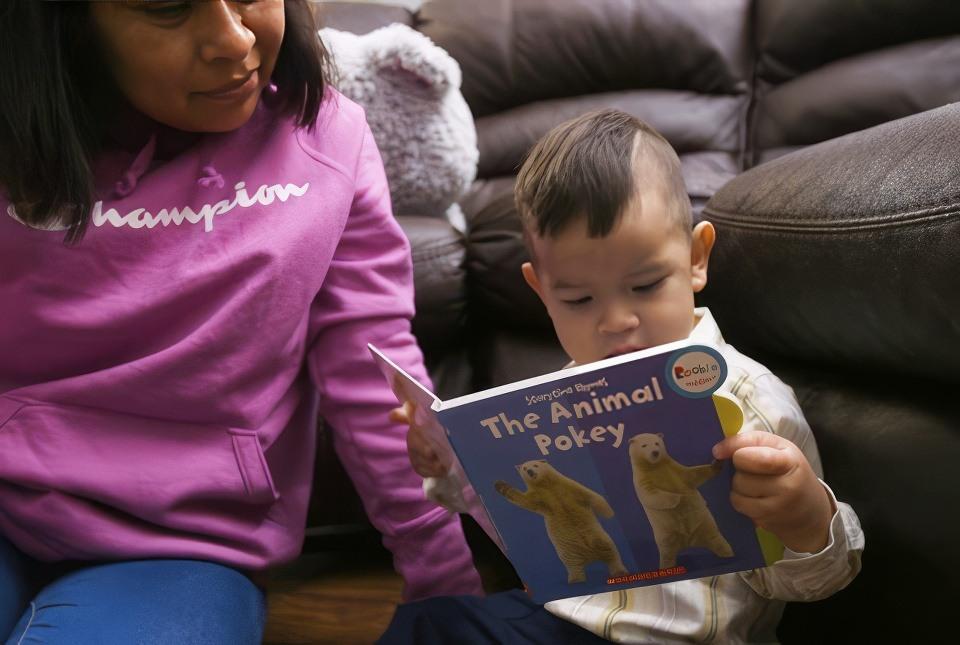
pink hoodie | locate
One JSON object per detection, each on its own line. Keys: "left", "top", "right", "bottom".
{"left": 0, "top": 91, "right": 482, "bottom": 600}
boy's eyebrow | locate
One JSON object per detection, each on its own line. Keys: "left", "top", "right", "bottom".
{"left": 627, "top": 263, "right": 665, "bottom": 278}
{"left": 551, "top": 263, "right": 665, "bottom": 289}
{"left": 551, "top": 278, "right": 586, "bottom": 289}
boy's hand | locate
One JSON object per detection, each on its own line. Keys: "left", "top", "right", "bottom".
{"left": 713, "top": 431, "right": 835, "bottom": 554}
{"left": 389, "top": 401, "right": 450, "bottom": 478}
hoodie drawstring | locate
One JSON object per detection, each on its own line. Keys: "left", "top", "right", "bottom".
{"left": 113, "top": 133, "right": 157, "bottom": 199}
{"left": 197, "top": 165, "right": 225, "bottom": 189}
{"left": 111, "top": 131, "right": 225, "bottom": 200}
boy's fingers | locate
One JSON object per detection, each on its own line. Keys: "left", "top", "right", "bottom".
{"left": 732, "top": 470, "right": 789, "bottom": 498}
{"left": 731, "top": 445, "right": 794, "bottom": 476}
{"left": 712, "top": 430, "right": 788, "bottom": 460}
{"left": 408, "top": 440, "right": 441, "bottom": 469}
{"left": 389, "top": 401, "right": 416, "bottom": 424}
{"left": 417, "top": 451, "right": 448, "bottom": 478}
{"left": 729, "top": 490, "right": 778, "bottom": 521}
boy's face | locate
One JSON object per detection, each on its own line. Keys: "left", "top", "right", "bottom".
{"left": 522, "top": 190, "right": 714, "bottom": 366}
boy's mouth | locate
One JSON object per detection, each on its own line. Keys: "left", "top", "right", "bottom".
{"left": 605, "top": 345, "right": 646, "bottom": 359}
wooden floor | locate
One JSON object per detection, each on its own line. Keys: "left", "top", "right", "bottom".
{"left": 264, "top": 546, "right": 402, "bottom": 645}
{"left": 263, "top": 519, "right": 521, "bottom": 644}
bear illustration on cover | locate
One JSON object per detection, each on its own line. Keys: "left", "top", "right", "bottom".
{"left": 628, "top": 432, "right": 734, "bottom": 568}
{"left": 494, "top": 460, "right": 628, "bottom": 583}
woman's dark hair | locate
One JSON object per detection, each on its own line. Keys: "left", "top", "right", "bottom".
{"left": 0, "top": 0, "right": 332, "bottom": 243}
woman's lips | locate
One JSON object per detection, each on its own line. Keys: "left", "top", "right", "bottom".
{"left": 198, "top": 70, "right": 259, "bottom": 101}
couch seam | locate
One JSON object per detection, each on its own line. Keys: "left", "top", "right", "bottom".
{"left": 704, "top": 203, "right": 958, "bottom": 232}
{"left": 410, "top": 239, "right": 464, "bottom": 263}
{"left": 14, "top": 601, "right": 37, "bottom": 645}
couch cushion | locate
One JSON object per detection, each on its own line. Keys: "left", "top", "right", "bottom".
{"left": 419, "top": 0, "right": 752, "bottom": 119}
{"left": 460, "top": 177, "right": 550, "bottom": 333}
{"left": 314, "top": 1, "right": 415, "bottom": 34}
{"left": 772, "top": 362, "right": 960, "bottom": 642}
{"left": 755, "top": 0, "right": 960, "bottom": 82}
{"left": 750, "top": 0, "right": 960, "bottom": 164}
{"left": 397, "top": 216, "right": 469, "bottom": 359}
{"left": 474, "top": 91, "right": 744, "bottom": 181}
{"left": 753, "top": 37, "right": 960, "bottom": 154}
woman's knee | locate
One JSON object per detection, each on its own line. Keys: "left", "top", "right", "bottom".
{"left": 7, "top": 558, "right": 265, "bottom": 645}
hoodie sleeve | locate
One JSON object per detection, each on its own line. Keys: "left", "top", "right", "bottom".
{"left": 306, "top": 123, "right": 482, "bottom": 601}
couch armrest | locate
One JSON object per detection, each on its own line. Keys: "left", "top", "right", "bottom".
{"left": 701, "top": 102, "right": 960, "bottom": 380}
{"left": 702, "top": 103, "right": 960, "bottom": 643}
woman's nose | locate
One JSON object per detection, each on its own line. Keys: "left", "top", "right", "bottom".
{"left": 198, "top": 0, "right": 257, "bottom": 63}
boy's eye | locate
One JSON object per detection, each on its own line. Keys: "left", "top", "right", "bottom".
{"left": 561, "top": 296, "right": 592, "bottom": 306}
{"left": 632, "top": 278, "right": 665, "bottom": 293}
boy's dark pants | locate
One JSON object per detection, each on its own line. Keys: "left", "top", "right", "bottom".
{"left": 377, "top": 588, "right": 610, "bottom": 644}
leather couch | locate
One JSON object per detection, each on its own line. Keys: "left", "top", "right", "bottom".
{"left": 314, "top": 1, "right": 960, "bottom": 642}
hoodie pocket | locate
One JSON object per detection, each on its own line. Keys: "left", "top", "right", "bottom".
{"left": 0, "top": 396, "right": 280, "bottom": 517}
{"left": 229, "top": 429, "right": 280, "bottom": 504}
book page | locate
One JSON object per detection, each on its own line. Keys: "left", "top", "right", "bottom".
{"left": 367, "top": 344, "right": 505, "bottom": 551}
{"left": 440, "top": 338, "right": 692, "bottom": 409}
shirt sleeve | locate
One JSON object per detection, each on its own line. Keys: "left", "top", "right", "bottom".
{"left": 734, "top": 372, "right": 865, "bottom": 601}
{"left": 306, "top": 123, "right": 482, "bottom": 601}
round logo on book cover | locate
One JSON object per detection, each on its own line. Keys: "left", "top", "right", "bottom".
{"left": 665, "top": 345, "right": 726, "bottom": 398}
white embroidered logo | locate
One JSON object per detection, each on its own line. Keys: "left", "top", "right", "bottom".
{"left": 93, "top": 181, "right": 310, "bottom": 232}
{"left": 6, "top": 181, "right": 310, "bottom": 233}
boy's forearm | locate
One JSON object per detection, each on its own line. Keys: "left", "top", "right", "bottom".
{"left": 741, "top": 497, "right": 864, "bottom": 602}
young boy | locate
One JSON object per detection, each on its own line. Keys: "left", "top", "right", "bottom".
{"left": 384, "top": 109, "right": 864, "bottom": 643}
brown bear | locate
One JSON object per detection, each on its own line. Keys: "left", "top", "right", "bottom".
{"left": 629, "top": 432, "right": 734, "bottom": 568}
{"left": 495, "top": 460, "right": 628, "bottom": 583}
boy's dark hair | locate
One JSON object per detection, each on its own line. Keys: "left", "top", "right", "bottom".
{"left": 515, "top": 108, "right": 691, "bottom": 249}
{"left": 0, "top": 0, "right": 332, "bottom": 243}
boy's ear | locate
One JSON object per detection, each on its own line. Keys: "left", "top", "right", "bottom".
{"left": 690, "top": 221, "right": 716, "bottom": 293}
{"left": 521, "top": 262, "right": 545, "bottom": 301}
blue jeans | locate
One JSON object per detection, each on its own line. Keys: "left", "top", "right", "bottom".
{"left": 0, "top": 536, "right": 265, "bottom": 644}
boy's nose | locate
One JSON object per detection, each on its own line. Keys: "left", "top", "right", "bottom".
{"left": 198, "top": 1, "right": 257, "bottom": 63}
{"left": 598, "top": 305, "right": 640, "bottom": 334}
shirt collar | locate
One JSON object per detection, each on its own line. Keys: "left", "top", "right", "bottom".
{"left": 689, "top": 307, "right": 725, "bottom": 346}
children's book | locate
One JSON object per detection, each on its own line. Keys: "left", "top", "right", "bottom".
{"left": 369, "top": 340, "right": 783, "bottom": 603}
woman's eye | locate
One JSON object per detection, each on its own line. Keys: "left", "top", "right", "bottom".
{"left": 561, "top": 296, "right": 592, "bottom": 306}
{"left": 139, "top": 1, "right": 191, "bottom": 18}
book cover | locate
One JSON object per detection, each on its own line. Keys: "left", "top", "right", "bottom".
{"left": 369, "top": 341, "right": 783, "bottom": 603}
